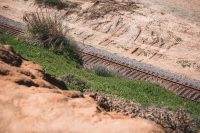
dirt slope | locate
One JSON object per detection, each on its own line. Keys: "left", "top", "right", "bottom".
{"left": 0, "top": 0, "right": 200, "bottom": 81}
{"left": 0, "top": 45, "right": 164, "bottom": 133}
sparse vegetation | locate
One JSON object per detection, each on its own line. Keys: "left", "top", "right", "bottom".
{"left": 177, "top": 59, "right": 192, "bottom": 68}
{"left": 23, "top": 12, "right": 82, "bottom": 64}
{"left": 80, "top": 0, "right": 139, "bottom": 19}
{"left": 35, "top": 0, "right": 78, "bottom": 10}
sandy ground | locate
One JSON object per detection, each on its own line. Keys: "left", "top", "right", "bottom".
{"left": 0, "top": 0, "right": 200, "bottom": 80}
{"left": 141, "top": 0, "right": 200, "bottom": 23}
{"left": 0, "top": 45, "right": 164, "bottom": 133}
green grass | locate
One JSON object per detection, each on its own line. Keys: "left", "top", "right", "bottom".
{"left": 1, "top": 34, "right": 200, "bottom": 118}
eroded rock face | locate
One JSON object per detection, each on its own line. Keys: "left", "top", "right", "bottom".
{"left": 0, "top": 45, "right": 66, "bottom": 89}
{"left": 0, "top": 45, "right": 22, "bottom": 66}
{"left": 0, "top": 45, "right": 164, "bottom": 133}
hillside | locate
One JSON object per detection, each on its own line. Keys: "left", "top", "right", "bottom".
{"left": 0, "top": 0, "right": 200, "bottom": 80}
{"left": 0, "top": 34, "right": 199, "bottom": 132}
{"left": 0, "top": 0, "right": 200, "bottom": 132}
{"left": 0, "top": 44, "right": 165, "bottom": 133}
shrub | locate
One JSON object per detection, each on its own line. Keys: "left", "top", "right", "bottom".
{"left": 23, "top": 12, "right": 82, "bottom": 64}
{"left": 62, "top": 74, "right": 90, "bottom": 92}
{"left": 35, "top": 0, "right": 78, "bottom": 10}
{"left": 93, "top": 65, "right": 117, "bottom": 77}
{"left": 23, "top": 12, "right": 65, "bottom": 49}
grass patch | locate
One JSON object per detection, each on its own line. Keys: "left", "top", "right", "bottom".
{"left": 1, "top": 34, "right": 200, "bottom": 122}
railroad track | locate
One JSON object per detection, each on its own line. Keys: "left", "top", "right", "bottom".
{"left": 0, "top": 21, "right": 200, "bottom": 103}
{"left": 81, "top": 51, "right": 200, "bottom": 102}
{"left": 0, "top": 23, "right": 23, "bottom": 36}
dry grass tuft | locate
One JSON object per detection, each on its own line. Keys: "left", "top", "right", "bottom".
{"left": 23, "top": 12, "right": 65, "bottom": 49}
{"left": 80, "top": 0, "right": 140, "bottom": 19}
{"left": 35, "top": 0, "right": 78, "bottom": 10}
{"left": 23, "top": 12, "right": 82, "bottom": 63}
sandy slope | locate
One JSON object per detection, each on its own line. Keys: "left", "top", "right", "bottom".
{"left": 0, "top": 45, "right": 164, "bottom": 133}
{"left": 0, "top": 0, "right": 200, "bottom": 80}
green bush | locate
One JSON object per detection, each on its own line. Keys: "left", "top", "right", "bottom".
{"left": 62, "top": 74, "right": 90, "bottom": 92}
{"left": 35, "top": 0, "right": 77, "bottom": 9}
{"left": 23, "top": 12, "right": 82, "bottom": 64}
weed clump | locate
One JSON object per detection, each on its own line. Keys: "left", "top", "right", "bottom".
{"left": 23, "top": 12, "right": 82, "bottom": 64}
{"left": 93, "top": 65, "right": 117, "bottom": 77}
{"left": 35, "top": 0, "right": 77, "bottom": 10}
{"left": 62, "top": 74, "right": 90, "bottom": 92}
